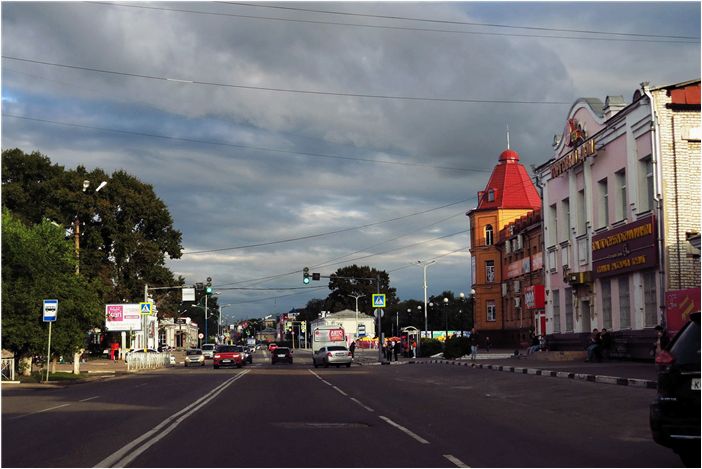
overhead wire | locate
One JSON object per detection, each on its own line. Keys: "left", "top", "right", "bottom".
{"left": 2, "top": 56, "right": 572, "bottom": 105}
{"left": 87, "top": 2, "right": 699, "bottom": 44}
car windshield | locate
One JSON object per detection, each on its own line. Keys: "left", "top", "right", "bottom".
{"left": 202, "top": 344, "right": 215, "bottom": 351}
{"left": 216, "top": 346, "right": 239, "bottom": 352}
{"left": 670, "top": 313, "right": 700, "bottom": 366}
{"left": 276, "top": 348, "right": 289, "bottom": 353}
{"left": 327, "top": 346, "right": 347, "bottom": 351}
{"left": 187, "top": 349, "right": 202, "bottom": 355}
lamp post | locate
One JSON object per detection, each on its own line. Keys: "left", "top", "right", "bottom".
{"left": 74, "top": 179, "right": 108, "bottom": 275}
{"left": 443, "top": 297, "right": 449, "bottom": 340}
{"left": 417, "top": 260, "right": 436, "bottom": 357}
{"left": 346, "top": 294, "right": 365, "bottom": 340}
{"left": 429, "top": 302, "right": 434, "bottom": 338}
{"left": 459, "top": 292, "right": 466, "bottom": 337}
{"left": 219, "top": 304, "right": 233, "bottom": 343}
{"left": 470, "top": 288, "right": 476, "bottom": 330}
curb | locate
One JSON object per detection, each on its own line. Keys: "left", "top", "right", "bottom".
{"left": 409, "top": 359, "right": 656, "bottom": 389}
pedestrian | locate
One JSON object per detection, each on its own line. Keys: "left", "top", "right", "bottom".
{"left": 527, "top": 334, "right": 541, "bottom": 355}
{"left": 585, "top": 328, "right": 601, "bottom": 362}
{"left": 386, "top": 340, "right": 393, "bottom": 361}
{"left": 600, "top": 328, "right": 612, "bottom": 360}
{"left": 349, "top": 341, "right": 356, "bottom": 359}
{"left": 469, "top": 328, "right": 479, "bottom": 360}
{"left": 653, "top": 325, "right": 670, "bottom": 358}
{"left": 411, "top": 339, "right": 417, "bottom": 358}
{"left": 485, "top": 336, "right": 491, "bottom": 353}
{"left": 393, "top": 340, "right": 402, "bottom": 361}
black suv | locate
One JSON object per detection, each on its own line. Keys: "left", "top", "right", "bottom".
{"left": 271, "top": 347, "right": 293, "bottom": 365}
{"left": 650, "top": 311, "right": 700, "bottom": 467}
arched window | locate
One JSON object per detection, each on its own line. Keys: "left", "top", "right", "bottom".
{"left": 485, "top": 224, "right": 494, "bottom": 246}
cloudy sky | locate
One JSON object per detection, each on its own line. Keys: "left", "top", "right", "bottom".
{"left": 2, "top": 1, "right": 700, "bottom": 321}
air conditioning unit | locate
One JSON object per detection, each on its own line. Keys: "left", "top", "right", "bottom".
{"left": 514, "top": 297, "right": 521, "bottom": 307}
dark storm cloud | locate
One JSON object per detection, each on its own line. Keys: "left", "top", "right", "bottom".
{"left": 2, "top": 1, "right": 699, "bottom": 316}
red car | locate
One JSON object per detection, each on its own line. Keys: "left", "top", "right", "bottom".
{"left": 213, "top": 345, "right": 243, "bottom": 369}
{"left": 268, "top": 343, "right": 278, "bottom": 352}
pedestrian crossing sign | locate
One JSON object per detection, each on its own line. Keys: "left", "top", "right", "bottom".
{"left": 139, "top": 302, "right": 153, "bottom": 315}
{"left": 372, "top": 294, "right": 386, "bottom": 308}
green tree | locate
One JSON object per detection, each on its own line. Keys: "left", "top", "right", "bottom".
{"left": 326, "top": 265, "right": 397, "bottom": 315}
{"left": 2, "top": 149, "right": 184, "bottom": 314}
{"left": 2, "top": 209, "right": 102, "bottom": 374}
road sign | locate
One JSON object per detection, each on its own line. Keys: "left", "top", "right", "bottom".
{"left": 357, "top": 324, "right": 366, "bottom": 337}
{"left": 372, "top": 294, "right": 386, "bottom": 308}
{"left": 139, "top": 302, "right": 153, "bottom": 315}
{"left": 182, "top": 288, "right": 195, "bottom": 302}
{"left": 198, "top": 333, "right": 204, "bottom": 339}
{"left": 374, "top": 308, "right": 384, "bottom": 318}
{"left": 43, "top": 299, "right": 58, "bottom": 322}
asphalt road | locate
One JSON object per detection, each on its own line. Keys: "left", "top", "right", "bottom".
{"left": 1, "top": 349, "right": 682, "bottom": 468}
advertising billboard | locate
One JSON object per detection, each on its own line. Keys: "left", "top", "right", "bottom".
{"left": 105, "top": 304, "right": 143, "bottom": 331}
{"left": 592, "top": 215, "right": 657, "bottom": 279}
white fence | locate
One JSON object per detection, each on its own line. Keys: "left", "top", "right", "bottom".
{"left": 1, "top": 358, "right": 16, "bottom": 381}
{"left": 125, "top": 353, "right": 171, "bottom": 372}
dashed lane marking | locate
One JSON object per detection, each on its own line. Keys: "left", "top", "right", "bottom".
{"left": 444, "top": 454, "right": 470, "bottom": 467}
{"left": 8, "top": 403, "right": 71, "bottom": 421}
{"left": 378, "top": 415, "right": 429, "bottom": 444}
{"left": 79, "top": 396, "right": 100, "bottom": 402}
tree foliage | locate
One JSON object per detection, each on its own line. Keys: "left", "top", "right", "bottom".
{"left": 2, "top": 149, "right": 184, "bottom": 315}
{"left": 325, "top": 265, "right": 396, "bottom": 313}
{"left": 2, "top": 208, "right": 103, "bottom": 359}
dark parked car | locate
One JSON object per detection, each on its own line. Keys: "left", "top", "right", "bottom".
{"left": 271, "top": 347, "right": 293, "bottom": 365}
{"left": 650, "top": 311, "right": 700, "bottom": 467}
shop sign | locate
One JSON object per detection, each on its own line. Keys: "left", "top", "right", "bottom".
{"left": 665, "top": 288, "right": 701, "bottom": 335}
{"left": 551, "top": 137, "right": 597, "bottom": 179}
{"left": 105, "top": 304, "right": 143, "bottom": 331}
{"left": 531, "top": 253, "right": 544, "bottom": 271}
{"left": 524, "top": 285, "right": 546, "bottom": 309}
{"left": 592, "top": 215, "right": 657, "bottom": 278}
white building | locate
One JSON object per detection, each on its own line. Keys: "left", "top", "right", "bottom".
{"left": 309, "top": 309, "right": 376, "bottom": 344}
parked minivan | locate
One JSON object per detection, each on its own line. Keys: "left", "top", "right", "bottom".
{"left": 201, "top": 343, "right": 216, "bottom": 359}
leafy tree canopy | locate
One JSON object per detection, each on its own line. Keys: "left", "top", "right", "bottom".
{"left": 2, "top": 208, "right": 103, "bottom": 359}
{"left": 325, "top": 265, "right": 397, "bottom": 314}
{"left": 2, "top": 148, "right": 184, "bottom": 315}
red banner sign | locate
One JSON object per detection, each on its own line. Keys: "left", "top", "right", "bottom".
{"left": 665, "top": 288, "right": 701, "bottom": 335}
{"left": 524, "top": 285, "right": 546, "bottom": 309}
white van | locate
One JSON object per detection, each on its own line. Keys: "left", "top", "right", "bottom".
{"left": 201, "top": 343, "right": 216, "bottom": 359}
{"left": 312, "top": 326, "right": 346, "bottom": 354}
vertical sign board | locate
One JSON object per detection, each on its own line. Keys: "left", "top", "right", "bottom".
{"left": 43, "top": 299, "right": 58, "bottom": 322}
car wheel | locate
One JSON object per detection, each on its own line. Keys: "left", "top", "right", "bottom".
{"left": 214, "top": 365, "right": 219, "bottom": 369}
{"left": 336, "top": 365, "right": 340, "bottom": 368}
{"left": 201, "top": 362, "right": 204, "bottom": 367}
{"left": 324, "top": 362, "right": 329, "bottom": 368}
{"left": 677, "top": 446, "right": 701, "bottom": 467}
{"left": 346, "top": 363, "right": 351, "bottom": 368}
{"left": 237, "top": 363, "right": 242, "bottom": 368}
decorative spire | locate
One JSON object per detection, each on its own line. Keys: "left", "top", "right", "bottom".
{"left": 506, "top": 125, "right": 510, "bottom": 150}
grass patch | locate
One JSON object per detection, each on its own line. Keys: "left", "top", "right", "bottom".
{"left": 20, "top": 371, "right": 85, "bottom": 383}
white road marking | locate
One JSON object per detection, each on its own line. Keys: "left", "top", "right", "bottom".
{"left": 332, "top": 386, "right": 347, "bottom": 396}
{"left": 349, "top": 397, "right": 374, "bottom": 412}
{"left": 378, "top": 415, "right": 429, "bottom": 444}
{"left": 9, "top": 403, "right": 71, "bottom": 420}
{"left": 79, "top": 396, "right": 100, "bottom": 402}
{"left": 95, "top": 371, "right": 249, "bottom": 468}
{"left": 444, "top": 454, "right": 470, "bottom": 467}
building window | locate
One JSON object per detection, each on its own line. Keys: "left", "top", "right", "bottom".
{"left": 616, "top": 169, "right": 627, "bottom": 221}
{"left": 485, "top": 260, "right": 495, "bottom": 283}
{"left": 485, "top": 224, "right": 494, "bottom": 246}
{"left": 549, "top": 203, "right": 558, "bottom": 246}
{"left": 643, "top": 271, "right": 657, "bottom": 327}
{"left": 619, "top": 277, "right": 631, "bottom": 329}
{"left": 601, "top": 279, "right": 612, "bottom": 329}
{"left": 598, "top": 178, "right": 609, "bottom": 228}
{"left": 560, "top": 198, "right": 570, "bottom": 242}
{"left": 639, "top": 156, "right": 655, "bottom": 213}
{"left": 486, "top": 301, "right": 496, "bottom": 322}
{"left": 576, "top": 189, "right": 586, "bottom": 236}
{"left": 552, "top": 290, "right": 561, "bottom": 333}
{"left": 565, "top": 288, "right": 573, "bottom": 332}
{"left": 487, "top": 189, "right": 495, "bottom": 202}
{"left": 548, "top": 250, "right": 557, "bottom": 273}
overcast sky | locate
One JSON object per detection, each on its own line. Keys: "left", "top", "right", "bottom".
{"left": 2, "top": 1, "right": 700, "bottom": 322}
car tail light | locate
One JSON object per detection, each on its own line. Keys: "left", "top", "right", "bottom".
{"left": 655, "top": 350, "right": 675, "bottom": 366}
{"left": 327, "top": 352, "right": 332, "bottom": 357}
{"left": 348, "top": 352, "right": 352, "bottom": 357}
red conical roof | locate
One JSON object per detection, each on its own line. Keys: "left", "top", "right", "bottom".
{"left": 476, "top": 148, "right": 541, "bottom": 211}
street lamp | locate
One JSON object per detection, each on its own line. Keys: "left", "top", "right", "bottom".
{"left": 346, "top": 294, "right": 365, "bottom": 341}
{"left": 219, "top": 304, "right": 233, "bottom": 343}
{"left": 74, "top": 179, "right": 108, "bottom": 275}
{"left": 443, "top": 297, "right": 449, "bottom": 340}
{"left": 470, "top": 288, "right": 476, "bottom": 331}
{"left": 459, "top": 292, "right": 466, "bottom": 337}
{"left": 417, "top": 260, "right": 436, "bottom": 357}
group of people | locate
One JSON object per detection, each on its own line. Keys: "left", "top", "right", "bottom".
{"left": 585, "top": 328, "right": 613, "bottom": 362}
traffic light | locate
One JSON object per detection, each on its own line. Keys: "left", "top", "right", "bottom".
{"left": 206, "top": 277, "right": 213, "bottom": 295}
{"left": 312, "top": 272, "right": 321, "bottom": 281}
{"left": 303, "top": 267, "right": 310, "bottom": 284}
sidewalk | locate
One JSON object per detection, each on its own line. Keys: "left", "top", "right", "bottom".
{"left": 354, "top": 347, "right": 658, "bottom": 389}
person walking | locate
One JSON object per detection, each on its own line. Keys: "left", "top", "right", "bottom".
{"left": 653, "top": 325, "right": 670, "bottom": 358}
{"left": 349, "top": 341, "right": 356, "bottom": 359}
{"left": 469, "top": 328, "right": 479, "bottom": 361}
{"left": 485, "top": 336, "right": 491, "bottom": 353}
{"left": 393, "top": 340, "right": 402, "bottom": 361}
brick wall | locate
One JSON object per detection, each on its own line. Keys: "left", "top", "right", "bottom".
{"left": 653, "top": 86, "right": 701, "bottom": 290}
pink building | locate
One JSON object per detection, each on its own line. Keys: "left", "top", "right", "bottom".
{"left": 536, "top": 80, "right": 700, "bottom": 358}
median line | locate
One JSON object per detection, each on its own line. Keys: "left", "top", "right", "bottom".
{"left": 378, "top": 415, "right": 429, "bottom": 444}
{"left": 95, "top": 371, "right": 249, "bottom": 467}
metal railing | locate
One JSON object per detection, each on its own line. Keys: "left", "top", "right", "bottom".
{"left": 125, "top": 352, "right": 171, "bottom": 372}
{"left": 1, "top": 358, "right": 16, "bottom": 381}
